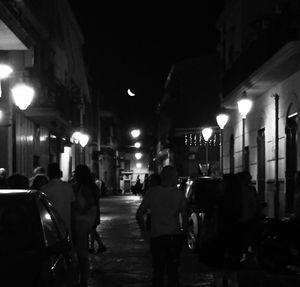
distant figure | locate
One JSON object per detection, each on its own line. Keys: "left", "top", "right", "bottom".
{"left": 133, "top": 175, "right": 142, "bottom": 195}
{"left": 0, "top": 168, "right": 8, "bottom": 188}
{"left": 7, "top": 174, "right": 29, "bottom": 189}
{"left": 29, "top": 166, "right": 46, "bottom": 186}
{"left": 136, "top": 165, "right": 188, "bottom": 287}
{"left": 89, "top": 172, "right": 107, "bottom": 254}
{"left": 30, "top": 174, "right": 49, "bottom": 190}
{"left": 141, "top": 173, "right": 149, "bottom": 196}
{"left": 41, "top": 163, "right": 74, "bottom": 232}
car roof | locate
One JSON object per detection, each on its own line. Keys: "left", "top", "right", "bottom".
{"left": 0, "top": 189, "right": 40, "bottom": 196}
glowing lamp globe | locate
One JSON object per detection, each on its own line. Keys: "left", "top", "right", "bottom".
{"left": 216, "top": 113, "right": 229, "bottom": 129}
{"left": 202, "top": 127, "right": 213, "bottom": 142}
{"left": 11, "top": 83, "right": 35, "bottom": 110}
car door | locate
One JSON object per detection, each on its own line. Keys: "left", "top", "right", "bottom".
{"left": 37, "top": 197, "right": 71, "bottom": 287}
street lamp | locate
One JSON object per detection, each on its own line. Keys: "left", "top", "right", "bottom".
{"left": 134, "top": 142, "right": 141, "bottom": 148}
{"left": 71, "top": 131, "right": 90, "bottom": 148}
{"left": 202, "top": 127, "right": 213, "bottom": 166}
{"left": 11, "top": 83, "right": 35, "bottom": 110}
{"left": 135, "top": 152, "right": 142, "bottom": 160}
{"left": 216, "top": 111, "right": 229, "bottom": 175}
{"left": 0, "top": 64, "right": 13, "bottom": 98}
{"left": 237, "top": 91, "right": 253, "bottom": 170}
{"left": 130, "top": 129, "right": 141, "bottom": 138}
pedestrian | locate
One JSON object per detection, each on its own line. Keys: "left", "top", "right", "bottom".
{"left": 29, "top": 166, "right": 46, "bottom": 186}
{"left": 237, "top": 171, "right": 261, "bottom": 256}
{"left": 30, "top": 173, "right": 49, "bottom": 190}
{"left": 7, "top": 173, "right": 29, "bottom": 189}
{"left": 41, "top": 163, "right": 74, "bottom": 233}
{"left": 213, "top": 173, "right": 243, "bottom": 287}
{"left": 89, "top": 172, "right": 107, "bottom": 254}
{"left": 141, "top": 173, "right": 149, "bottom": 196}
{"left": 71, "top": 164, "right": 98, "bottom": 287}
{"left": 136, "top": 165, "right": 188, "bottom": 287}
{"left": 0, "top": 168, "right": 8, "bottom": 188}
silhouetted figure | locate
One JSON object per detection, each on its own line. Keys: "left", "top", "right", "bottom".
{"left": 136, "top": 166, "right": 188, "bottom": 287}
{"left": 72, "top": 164, "right": 98, "bottom": 287}
{"left": 29, "top": 166, "right": 46, "bottom": 186}
{"left": 7, "top": 174, "right": 29, "bottom": 189}
{"left": 213, "top": 173, "right": 243, "bottom": 287}
{"left": 89, "top": 173, "right": 107, "bottom": 254}
{"left": 30, "top": 174, "right": 49, "bottom": 190}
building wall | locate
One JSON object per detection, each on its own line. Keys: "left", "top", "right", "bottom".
{"left": 223, "top": 69, "right": 300, "bottom": 218}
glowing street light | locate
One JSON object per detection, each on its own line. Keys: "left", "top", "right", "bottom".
{"left": 136, "top": 162, "right": 142, "bottom": 169}
{"left": 0, "top": 64, "right": 13, "bottom": 98}
{"left": 216, "top": 111, "right": 229, "bottom": 174}
{"left": 135, "top": 152, "right": 142, "bottom": 160}
{"left": 71, "top": 131, "right": 90, "bottom": 148}
{"left": 11, "top": 83, "right": 35, "bottom": 110}
{"left": 131, "top": 129, "right": 141, "bottom": 138}
{"left": 237, "top": 91, "right": 253, "bottom": 170}
{"left": 134, "top": 142, "right": 141, "bottom": 148}
{"left": 202, "top": 127, "right": 213, "bottom": 166}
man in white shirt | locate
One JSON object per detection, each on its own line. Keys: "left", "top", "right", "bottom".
{"left": 41, "top": 163, "right": 74, "bottom": 233}
{"left": 136, "top": 165, "right": 188, "bottom": 287}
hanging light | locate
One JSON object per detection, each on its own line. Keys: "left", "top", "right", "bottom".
{"left": 134, "top": 142, "right": 141, "bottom": 148}
{"left": 11, "top": 83, "right": 35, "bottom": 110}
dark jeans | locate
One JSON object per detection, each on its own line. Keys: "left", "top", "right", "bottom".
{"left": 150, "top": 234, "right": 184, "bottom": 287}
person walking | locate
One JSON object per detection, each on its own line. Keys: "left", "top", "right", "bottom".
{"left": 41, "top": 163, "right": 74, "bottom": 233}
{"left": 136, "top": 165, "right": 188, "bottom": 287}
{"left": 71, "top": 164, "right": 98, "bottom": 287}
{"left": 89, "top": 172, "right": 107, "bottom": 254}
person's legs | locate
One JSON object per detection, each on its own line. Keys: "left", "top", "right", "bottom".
{"left": 166, "top": 235, "right": 183, "bottom": 287}
{"left": 151, "top": 236, "right": 167, "bottom": 287}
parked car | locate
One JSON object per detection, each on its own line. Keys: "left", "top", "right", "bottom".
{"left": 0, "top": 190, "right": 75, "bottom": 286}
{"left": 184, "top": 176, "right": 221, "bottom": 252}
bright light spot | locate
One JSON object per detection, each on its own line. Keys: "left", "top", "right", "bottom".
{"left": 0, "top": 110, "right": 2, "bottom": 120}
{"left": 127, "top": 88, "right": 135, "bottom": 97}
{"left": 136, "top": 163, "right": 142, "bottom": 169}
{"left": 71, "top": 131, "right": 81, "bottom": 144}
{"left": 131, "top": 129, "right": 141, "bottom": 138}
{"left": 238, "top": 98, "right": 252, "bottom": 119}
{"left": 11, "top": 83, "right": 35, "bottom": 110}
{"left": 202, "top": 127, "right": 213, "bottom": 142}
{"left": 135, "top": 152, "right": 142, "bottom": 160}
{"left": 0, "top": 64, "right": 13, "bottom": 79}
{"left": 79, "top": 133, "right": 89, "bottom": 148}
{"left": 216, "top": 114, "right": 229, "bottom": 129}
{"left": 44, "top": 214, "right": 51, "bottom": 220}
{"left": 134, "top": 142, "right": 141, "bottom": 148}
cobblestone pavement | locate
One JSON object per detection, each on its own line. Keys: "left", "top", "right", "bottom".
{"left": 88, "top": 195, "right": 300, "bottom": 287}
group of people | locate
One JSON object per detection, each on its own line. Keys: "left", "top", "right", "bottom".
{"left": 0, "top": 164, "right": 106, "bottom": 287}
{"left": 135, "top": 167, "right": 265, "bottom": 287}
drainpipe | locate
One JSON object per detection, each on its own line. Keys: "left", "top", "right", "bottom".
{"left": 274, "top": 94, "right": 279, "bottom": 219}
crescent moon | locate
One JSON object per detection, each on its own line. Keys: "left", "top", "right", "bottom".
{"left": 127, "top": 88, "right": 135, "bottom": 97}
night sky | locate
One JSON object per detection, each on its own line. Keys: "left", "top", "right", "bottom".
{"left": 69, "top": 2, "right": 225, "bottom": 142}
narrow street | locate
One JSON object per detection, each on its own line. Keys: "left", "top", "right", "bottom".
{"left": 89, "top": 195, "right": 214, "bottom": 287}
{"left": 89, "top": 195, "right": 300, "bottom": 287}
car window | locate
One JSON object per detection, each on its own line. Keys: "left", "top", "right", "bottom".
{"left": 37, "top": 199, "right": 61, "bottom": 247}
{"left": 0, "top": 196, "right": 43, "bottom": 254}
